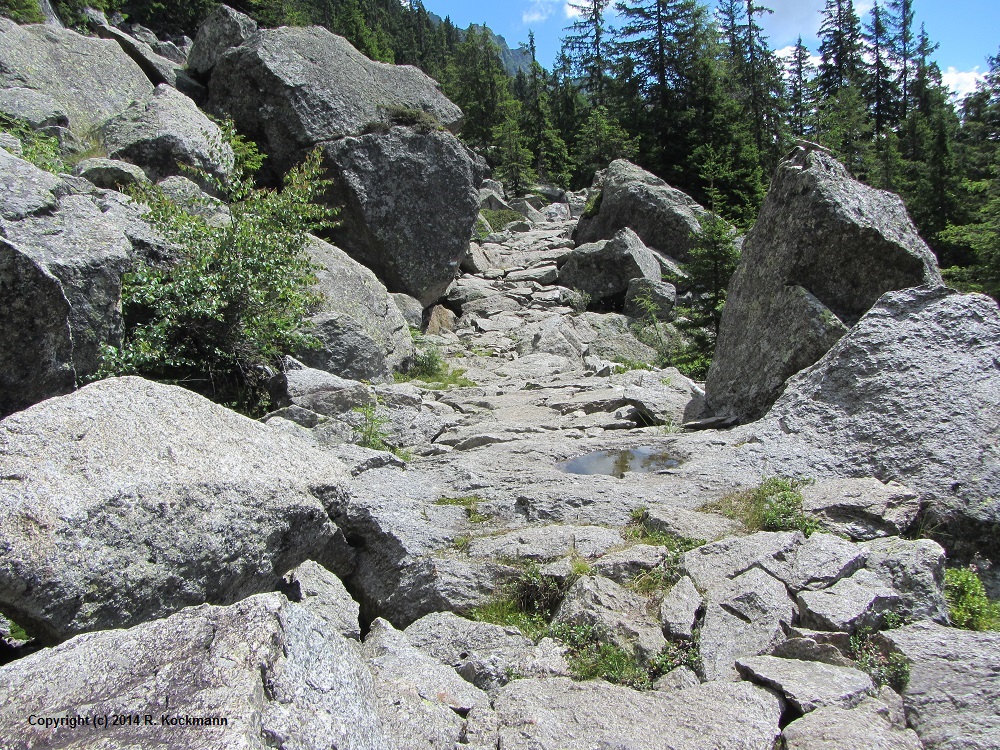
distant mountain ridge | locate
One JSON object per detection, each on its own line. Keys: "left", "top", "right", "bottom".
{"left": 427, "top": 10, "right": 532, "bottom": 76}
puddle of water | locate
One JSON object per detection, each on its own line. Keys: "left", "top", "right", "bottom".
{"left": 557, "top": 446, "right": 682, "bottom": 477}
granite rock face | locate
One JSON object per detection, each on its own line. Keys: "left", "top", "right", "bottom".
{"left": 0, "top": 378, "right": 353, "bottom": 642}
{"left": 558, "top": 227, "right": 661, "bottom": 304}
{"left": 0, "top": 594, "right": 390, "bottom": 750}
{"left": 705, "top": 147, "right": 942, "bottom": 422}
{"left": 187, "top": 4, "right": 258, "bottom": 77}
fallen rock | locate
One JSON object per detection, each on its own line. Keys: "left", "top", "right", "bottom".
{"left": 0, "top": 593, "right": 389, "bottom": 749}
{"left": 860, "top": 537, "right": 948, "bottom": 622}
{"left": 73, "top": 157, "right": 150, "bottom": 189}
{"left": 489, "top": 677, "right": 782, "bottom": 750}
{"left": 558, "top": 228, "right": 660, "bottom": 303}
{"left": 102, "top": 84, "right": 233, "bottom": 183}
{"left": 801, "top": 478, "right": 922, "bottom": 540}
{"left": 0, "top": 87, "right": 68, "bottom": 129}
{"left": 624, "top": 277, "right": 677, "bottom": 320}
{"left": 552, "top": 575, "right": 667, "bottom": 662}
{"left": 0, "top": 377, "right": 353, "bottom": 642}
{"left": 270, "top": 357, "right": 375, "bottom": 417}
{"left": 207, "top": 25, "right": 462, "bottom": 178}
{"left": 574, "top": 159, "right": 707, "bottom": 259}
{"left": 187, "top": 4, "right": 258, "bottom": 77}
{"left": 592, "top": 544, "right": 669, "bottom": 585}
{"left": 282, "top": 559, "right": 361, "bottom": 640}
{"left": 391, "top": 292, "right": 424, "bottom": 328}
{"left": 797, "top": 570, "right": 903, "bottom": 633}
{"left": 654, "top": 665, "right": 701, "bottom": 691}
{"left": 758, "top": 286, "right": 999, "bottom": 559}
{"left": 705, "top": 147, "right": 942, "bottom": 422}
{"left": 783, "top": 704, "right": 923, "bottom": 750}
{"left": 881, "top": 621, "right": 1000, "bottom": 750}
{"left": 659, "top": 575, "right": 704, "bottom": 640}
{"left": 0, "top": 18, "right": 153, "bottom": 133}
{"left": 736, "top": 655, "right": 875, "bottom": 713}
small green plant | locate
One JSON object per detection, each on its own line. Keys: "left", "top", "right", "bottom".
{"left": 481, "top": 208, "right": 524, "bottom": 231}
{"left": 0, "top": 114, "right": 63, "bottom": 173}
{"left": 473, "top": 216, "right": 492, "bottom": 241}
{"left": 570, "top": 555, "right": 593, "bottom": 577}
{"left": 582, "top": 190, "right": 603, "bottom": 218}
{"left": 3, "top": 616, "right": 30, "bottom": 642}
{"left": 0, "top": 0, "right": 44, "bottom": 23}
{"left": 470, "top": 597, "right": 549, "bottom": 641}
{"left": 435, "top": 495, "right": 492, "bottom": 524}
{"left": 397, "top": 345, "right": 476, "bottom": 389}
{"left": 612, "top": 358, "right": 653, "bottom": 373}
{"left": 353, "top": 400, "right": 392, "bottom": 452}
{"left": 453, "top": 535, "right": 472, "bottom": 553}
{"left": 622, "top": 510, "right": 705, "bottom": 592}
{"left": 944, "top": 566, "right": 1000, "bottom": 631}
{"left": 849, "top": 628, "right": 910, "bottom": 692}
{"left": 548, "top": 623, "right": 651, "bottom": 688}
{"left": 567, "top": 288, "right": 592, "bottom": 314}
{"left": 647, "top": 638, "right": 700, "bottom": 677}
{"left": 705, "top": 477, "right": 820, "bottom": 535}
{"left": 471, "top": 562, "right": 566, "bottom": 640}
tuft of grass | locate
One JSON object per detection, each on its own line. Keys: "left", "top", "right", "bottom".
{"left": 470, "top": 562, "right": 568, "bottom": 641}
{"left": 621, "top": 510, "right": 705, "bottom": 592}
{"left": 481, "top": 208, "right": 524, "bottom": 230}
{"left": 2, "top": 614, "right": 30, "bottom": 642}
{"left": 470, "top": 598, "right": 550, "bottom": 641}
{"left": 397, "top": 346, "right": 476, "bottom": 389}
{"left": 0, "top": 114, "right": 63, "bottom": 173}
{"left": 567, "top": 288, "right": 592, "bottom": 314}
{"left": 704, "top": 477, "right": 820, "bottom": 535}
{"left": 849, "top": 628, "right": 910, "bottom": 692}
{"left": 945, "top": 566, "right": 1000, "bottom": 631}
{"left": 453, "top": 535, "right": 472, "bottom": 553}
{"left": 435, "top": 496, "right": 492, "bottom": 524}
{"left": 612, "top": 358, "right": 653, "bottom": 374}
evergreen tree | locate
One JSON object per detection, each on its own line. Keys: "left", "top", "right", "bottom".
{"left": 818, "top": 0, "right": 863, "bottom": 97}
{"left": 447, "top": 26, "right": 515, "bottom": 149}
{"left": 888, "top": 0, "right": 915, "bottom": 117}
{"left": 863, "top": 2, "right": 899, "bottom": 136}
{"left": 521, "top": 32, "right": 573, "bottom": 186}
{"left": 562, "top": 0, "right": 613, "bottom": 105}
{"left": 574, "top": 105, "right": 639, "bottom": 182}
{"left": 493, "top": 101, "right": 536, "bottom": 196}
{"left": 817, "top": 84, "right": 873, "bottom": 177}
{"left": 786, "top": 37, "right": 816, "bottom": 137}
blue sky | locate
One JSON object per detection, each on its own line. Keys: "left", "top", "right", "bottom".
{"left": 430, "top": 0, "right": 998, "bottom": 100}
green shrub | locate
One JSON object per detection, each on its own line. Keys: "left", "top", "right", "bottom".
{"left": 470, "top": 562, "right": 563, "bottom": 641}
{"left": 548, "top": 623, "right": 651, "bottom": 688}
{"left": 566, "top": 288, "right": 592, "bottom": 313}
{"left": 945, "top": 566, "right": 1000, "bottom": 630}
{"left": 582, "top": 189, "right": 602, "bottom": 218}
{"left": 396, "top": 345, "right": 475, "bottom": 388}
{"left": 0, "top": 0, "right": 43, "bottom": 24}
{"left": 0, "top": 114, "right": 63, "bottom": 172}
{"left": 352, "top": 400, "right": 391, "bottom": 452}
{"left": 3, "top": 616, "right": 30, "bottom": 642}
{"left": 705, "top": 477, "right": 820, "bottom": 535}
{"left": 849, "top": 628, "right": 910, "bottom": 692}
{"left": 481, "top": 208, "right": 523, "bottom": 230}
{"left": 99, "top": 122, "right": 336, "bottom": 415}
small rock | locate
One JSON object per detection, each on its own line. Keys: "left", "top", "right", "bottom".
{"left": 736, "top": 655, "right": 875, "bottom": 713}
{"left": 282, "top": 560, "right": 361, "bottom": 641}
{"left": 654, "top": 665, "right": 701, "bottom": 691}
{"left": 659, "top": 576, "right": 703, "bottom": 640}
{"left": 782, "top": 704, "right": 923, "bottom": 750}
{"left": 797, "top": 569, "right": 903, "bottom": 633}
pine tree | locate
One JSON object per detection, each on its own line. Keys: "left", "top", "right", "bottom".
{"left": 562, "top": 0, "right": 613, "bottom": 106}
{"left": 888, "top": 0, "right": 915, "bottom": 118}
{"left": 574, "top": 105, "right": 639, "bottom": 182}
{"left": 493, "top": 101, "right": 536, "bottom": 196}
{"left": 863, "top": 2, "right": 899, "bottom": 136}
{"left": 818, "top": 0, "right": 864, "bottom": 97}
{"left": 786, "top": 37, "right": 816, "bottom": 137}
{"left": 521, "top": 32, "right": 573, "bottom": 187}
{"left": 447, "top": 26, "right": 515, "bottom": 149}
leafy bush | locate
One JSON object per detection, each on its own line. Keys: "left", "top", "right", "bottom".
{"left": 705, "top": 477, "right": 820, "bottom": 535}
{"left": 849, "top": 628, "right": 910, "bottom": 692}
{"left": 0, "top": 114, "right": 63, "bottom": 173}
{"left": 396, "top": 344, "right": 475, "bottom": 388}
{"left": 99, "top": 123, "right": 337, "bottom": 415}
{"left": 0, "top": 0, "right": 43, "bottom": 24}
{"left": 481, "top": 208, "right": 524, "bottom": 230}
{"left": 945, "top": 566, "right": 1000, "bottom": 630}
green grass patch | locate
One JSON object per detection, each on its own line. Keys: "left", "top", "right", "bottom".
{"left": 849, "top": 628, "right": 910, "bottom": 692}
{"left": 453, "top": 535, "right": 472, "bottom": 553}
{"left": 481, "top": 208, "right": 524, "bottom": 230}
{"left": 945, "top": 566, "right": 1000, "bottom": 630}
{"left": 704, "top": 477, "right": 820, "bottom": 535}
{"left": 470, "top": 598, "right": 550, "bottom": 641}
{"left": 621, "top": 510, "right": 705, "bottom": 593}
{"left": 0, "top": 114, "right": 63, "bottom": 173}
{"left": 435, "top": 495, "right": 491, "bottom": 524}
{"left": 396, "top": 346, "right": 476, "bottom": 389}
{"left": 470, "top": 562, "right": 569, "bottom": 641}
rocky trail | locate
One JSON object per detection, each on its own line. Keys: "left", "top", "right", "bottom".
{"left": 0, "top": 7, "right": 999, "bottom": 750}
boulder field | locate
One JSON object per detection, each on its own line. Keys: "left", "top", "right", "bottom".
{"left": 0, "top": 8, "right": 998, "bottom": 750}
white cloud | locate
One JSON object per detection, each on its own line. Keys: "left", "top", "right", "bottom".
{"left": 564, "top": 2, "right": 582, "bottom": 18}
{"left": 523, "top": 0, "right": 557, "bottom": 25}
{"left": 775, "top": 44, "right": 822, "bottom": 70}
{"left": 942, "top": 66, "right": 985, "bottom": 101}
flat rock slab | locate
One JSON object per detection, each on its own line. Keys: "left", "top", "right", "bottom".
{"left": 736, "top": 655, "right": 875, "bottom": 713}
{"left": 801, "top": 477, "right": 921, "bottom": 540}
{"left": 783, "top": 705, "right": 923, "bottom": 750}
{"left": 0, "top": 593, "right": 389, "bottom": 749}
{"left": 467, "top": 524, "right": 623, "bottom": 561}
{"left": 882, "top": 621, "right": 1000, "bottom": 750}
{"left": 490, "top": 677, "right": 782, "bottom": 750}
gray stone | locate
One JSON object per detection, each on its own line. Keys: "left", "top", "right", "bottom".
{"left": 553, "top": 575, "right": 668, "bottom": 662}
{"left": 282, "top": 559, "right": 361, "bottom": 640}
{"left": 644, "top": 505, "right": 741, "bottom": 543}
{"left": 654, "top": 665, "right": 701, "bottom": 691}
{"left": 154, "top": 174, "right": 229, "bottom": 223}
{"left": 479, "top": 187, "right": 512, "bottom": 211}
{"left": 0, "top": 378, "right": 353, "bottom": 642}
{"left": 772, "top": 636, "right": 856, "bottom": 667}
{"left": 624, "top": 277, "right": 677, "bottom": 320}
{"left": 323, "top": 128, "right": 480, "bottom": 305}
{"left": 776, "top": 531, "right": 867, "bottom": 592}
{"left": 93, "top": 24, "right": 193, "bottom": 94}
{"left": 860, "top": 536, "right": 949, "bottom": 623}
{"left": 559, "top": 228, "right": 660, "bottom": 303}
{"left": 698, "top": 567, "right": 797, "bottom": 681}
{"left": 362, "top": 618, "right": 497, "bottom": 750}
{"left": 462, "top": 242, "right": 502, "bottom": 274}
{"left": 73, "top": 157, "right": 150, "bottom": 189}
{"left": 404, "top": 611, "right": 569, "bottom": 691}
{"left": 490, "top": 678, "right": 782, "bottom": 750}
{"left": 592, "top": 543, "right": 669, "bottom": 585}
{"left": 681, "top": 531, "right": 804, "bottom": 596}
{"left": 0, "top": 238, "right": 75, "bottom": 418}
{"left": 0, "top": 87, "right": 68, "bottom": 128}
{"left": 0, "top": 18, "right": 153, "bottom": 133}
{"left": 575, "top": 159, "right": 708, "bottom": 259}
{"left": 802, "top": 478, "right": 922, "bottom": 540}
{"left": 783, "top": 705, "right": 924, "bottom": 750}
{"left": 207, "top": 25, "right": 462, "bottom": 178}
{"left": 0, "top": 594, "right": 390, "bottom": 749}
{"left": 270, "top": 357, "right": 375, "bottom": 416}
{"left": 736, "top": 655, "right": 875, "bottom": 713}
{"left": 0, "top": 144, "right": 61, "bottom": 220}
{"left": 391, "top": 292, "right": 424, "bottom": 328}
{"left": 425, "top": 304, "right": 457, "bottom": 335}
{"left": 882, "top": 621, "right": 1000, "bottom": 750}
{"left": 506, "top": 263, "right": 558, "bottom": 284}
{"left": 297, "top": 312, "right": 394, "bottom": 383}
{"left": 468, "top": 525, "right": 622, "bottom": 562}
{"left": 755, "top": 286, "right": 1000, "bottom": 558}
{"left": 659, "top": 575, "right": 704, "bottom": 640}
{"left": 797, "top": 569, "right": 903, "bottom": 633}
{"left": 306, "top": 236, "right": 415, "bottom": 375}
{"left": 705, "top": 147, "right": 942, "bottom": 423}
{"left": 102, "top": 84, "right": 233, "bottom": 183}
{"left": 187, "top": 4, "right": 258, "bottom": 77}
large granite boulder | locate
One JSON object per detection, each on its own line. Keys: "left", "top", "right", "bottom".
{"left": 558, "top": 227, "right": 661, "bottom": 304}
{"left": 0, "top": 377, "right": 353, "bottom": 643}
{"left": 206, "top": 24, "right": 462, "bottom": 178}
{"left": 705, "top": 146, "right": 943, "bottom": 422}
{"left": 0, "top": 18, "right": 153, "bottom": 133}
{"left": 574, "top": 159, "right": 707, "bottom": 260}
{"left": 102, "top": 84, "right": 233, "bottom": 183}
{"left": 299, "top": 236, "right": 415, "bottom": 378}
{"left": 0, "top": 594, "right": 390, "bottom": 749}
{"left": 322, "top": 128, "right": 480, "bottom": 305}
{"left": 187, "top": 4, "right": 258, "bottom": 77}
{"left": 757, "top": 286, "right": 1000, "bottom": 557}
{"left": 882, "top": 621, "right": 1000, "bottom": 750}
